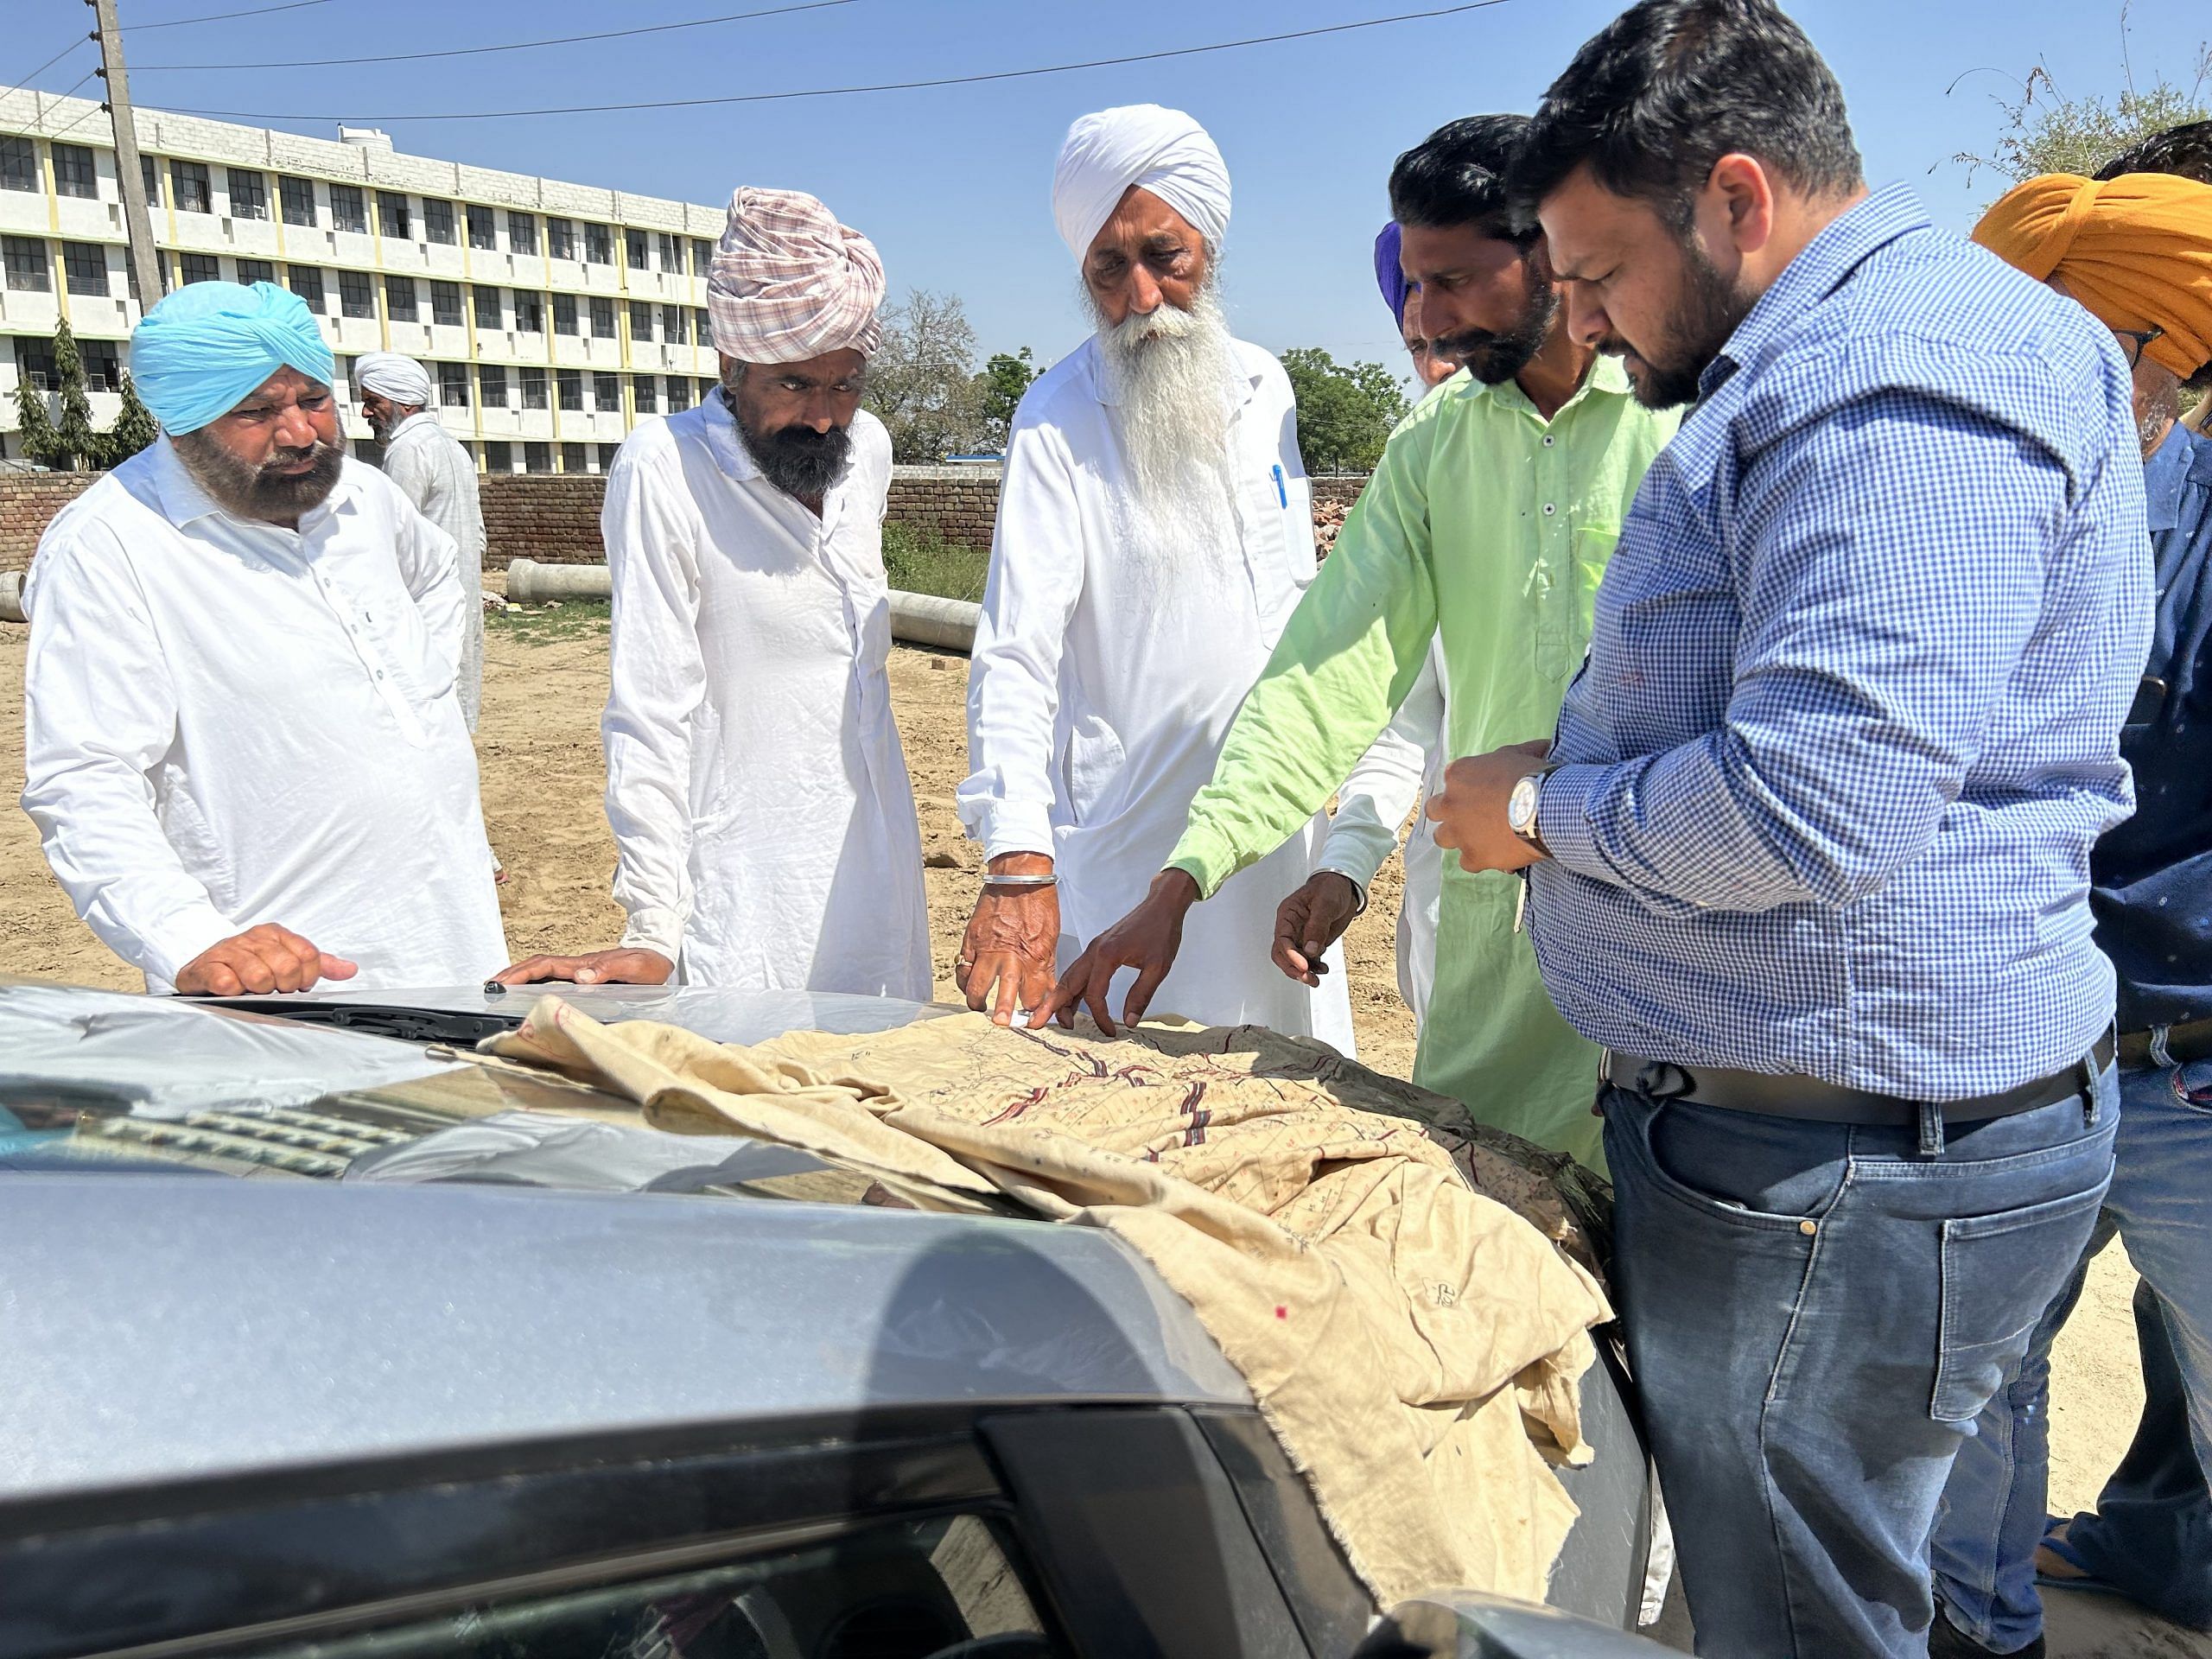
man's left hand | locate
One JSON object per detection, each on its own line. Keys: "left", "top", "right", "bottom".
{"left": 1427, "top": 740, "right": 1553, "bottom": 873}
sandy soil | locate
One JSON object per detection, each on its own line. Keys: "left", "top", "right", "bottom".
{"left": 0, "top": 612, "right": 2196, "bottom": 1654}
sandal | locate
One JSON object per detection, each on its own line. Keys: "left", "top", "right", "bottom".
{"left": 2034, "top": 1516, "right": 2126, "bottom": 1599}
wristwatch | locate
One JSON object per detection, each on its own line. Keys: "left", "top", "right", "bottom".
{"left": 1507, "top": 765, "right": 1557, "bottom": 848}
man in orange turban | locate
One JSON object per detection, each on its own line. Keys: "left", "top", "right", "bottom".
{"left": 1973, "top": 168, "right": 2212, "bottom": 457}
{"left": 1936, "top": 159, "right": 2212, "bottom": 1657}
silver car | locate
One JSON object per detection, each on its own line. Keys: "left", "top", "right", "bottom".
{"left": 0, "top": 981, "right": 1665, "bottom": 1659}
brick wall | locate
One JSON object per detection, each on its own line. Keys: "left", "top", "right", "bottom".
{"left": 2, "top": 465, "right": 1372, "bottom": 573}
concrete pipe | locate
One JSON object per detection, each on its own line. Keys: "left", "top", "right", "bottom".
{"left": 505, "top": 558, "right": 979, "bottom": 653}
{"left": 0, "top": 569, "right": 26, "bottom": 626}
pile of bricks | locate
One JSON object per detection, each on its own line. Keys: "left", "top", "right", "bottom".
{"left": 0, "top": 474, "right": 99, "bottom": 574}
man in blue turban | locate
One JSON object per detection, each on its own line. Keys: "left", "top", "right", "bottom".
{"left": 19, "top": 282, "right": 508, "bottom": 995}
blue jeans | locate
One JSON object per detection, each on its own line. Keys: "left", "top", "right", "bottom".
{"left": 1932, "top": 1057, "right": 2212, "bottom": 1647}
{"left": 1605, "top": 1070, "right": 2116, "bottom": 1659}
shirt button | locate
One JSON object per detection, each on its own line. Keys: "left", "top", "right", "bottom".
{"left": 1542, "top": 503, "right": 1558, "bottom": 516}
{"left": 1542, "top": 435, "right": 1555, "bottom": 447}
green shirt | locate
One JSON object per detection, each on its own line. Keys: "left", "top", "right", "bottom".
{"left": 1166, "top": 356, "right": 1679, "bottom": 1166}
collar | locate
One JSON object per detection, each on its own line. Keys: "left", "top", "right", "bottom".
{"left": 1086, "top": 332, "right": 1261, "bottom": 411}
{"left": 2145, "top": 421, "right": 2212, "bottom": 536}
{"left": 1466, "top": 348, "right": 1635, "bottom": 417}
{"left": 699, "top": 385, "right": 762, "bottom": 485}
{"left": 147, "top": 433, "right": 353, "bottom": 537}
{"left": 385, "top": 410, "right": 442, "bottom": 444}
{"left": 1700, "top": 182, "right": 1930, "bottom": 402}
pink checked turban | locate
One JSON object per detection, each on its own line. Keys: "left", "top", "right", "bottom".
{"left": 706, "top": 187, "right": 886, "bottom": 365}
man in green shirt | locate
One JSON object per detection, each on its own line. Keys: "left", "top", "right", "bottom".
{"left": 1036, "top": 115, "right": 1679, "bottom": 1168}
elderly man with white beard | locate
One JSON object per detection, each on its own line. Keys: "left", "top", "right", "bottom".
{"left": 955, "top": 105, "right": 1354, "bottom": 1048}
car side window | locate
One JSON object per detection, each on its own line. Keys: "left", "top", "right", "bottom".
{"left": 245, "top": 1514, "right": 1065, "bottom": 1659}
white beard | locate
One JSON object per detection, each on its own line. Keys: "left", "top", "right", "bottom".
{"left": 1091, "top": 284, "right": 1239, "bottom": 592}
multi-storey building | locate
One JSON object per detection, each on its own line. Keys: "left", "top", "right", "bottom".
{"left": 0, "top": 83, "right": 729, "bottom": 473}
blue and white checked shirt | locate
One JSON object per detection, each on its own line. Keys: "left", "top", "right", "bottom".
{"left": 1528, "top": 185, "right": 2152, "bottom": 1097}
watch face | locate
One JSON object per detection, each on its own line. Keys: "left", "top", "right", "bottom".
{"left": 1509, "top": 775, "right": 1541, "bottom": 834}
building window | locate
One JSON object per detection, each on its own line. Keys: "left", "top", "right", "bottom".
{"left": 594, "top": 371, "right": 621, "bottom": 412}
{"left": 60, "top": 241, "right": 108, "bottom": 296}
{"left": 13, "top": 334, "right": 58, "bottom": 390}
{"left": 519, "top": 367, "right": 548, "bottom": 410}
{"left": 479, "top": 365, "right": 510, "bottom": 410}
{"left": 52, "top": 143, "right": 97, "bottom": 200}
{"left": 589, "top": 296, "right": 616, "bottom": 340}
{"left": 473, "top": 284, "right": 501, "bottom": 331}
{"left": 235, "top": 257, "right": 275, "bottom": 287}
{"left": 547, "top": 216, "right": 575, "bottom": 260}
{"left": 339, "top": 269, "right": 375, "bottom": 318}
{"left": 507, "top": 211, "right": 538, "bottom": 255}
{"left": 423, "top": 197, "right": 454, "bottom": 244}
{"left": 524, "top": 441, "right": 552, "bottom": 474}
{"left": 177, "top": 251, "right": 220, "bottom": 286}
{"left": 78, "top": 338, "right": 121, "bottom": 392}
{"left": 691, "top": 238, "right": 713, "bottom": 276}
{"left": 626, "top": 228, "right": 648, "bottom": 270}
{"left": 695, "top": 308, "right": 712, "bottom": 347}
{"left": 0, "top": 136, "right": 37, "bottom": 193}
{"left": 629, "top": 301, "right": 653, "bottom": 341}
{"left": 377, "top": 191, "right": 410, "bottom": 239}
{"left": 598, "top": 442, "right": 622, "bottom": 472}
{"left": 385, "top": 274, "right": 417, "bottom": 321}
{"left": 513, "top": 291, "right": 543, "bottom": 334}
{"left": 585, "top": 221, "right": 613, "bottom": 264}
{"left": 431, "top": 279, "right": 463, "bottom": 327}
{"left": 665, "top": 375, "right": 691, "bottom": 411}
{"left": 227, "top": 168, "right": 267, "bottom": 220}
{"left": 562, "top": 441, "right": 588, "bottom": 473}
{"left": 171, "top": 160, "right": 213, "bottom": 215}
{"left": 658, "top": 232, "right": 680, "bottom": 272}
{"left": 552, "top": 292, "right": 578, "bottom": 336}
{"left": 438, "top": 360, "right": 470, "bottom": 408}
{"left": 287, "top": 264, "right": 326, "bottom": 312}
{"left": 633, "top": 373, "right": 658, "bottom": 414}
{"left": 467, "top": 203, "right": 497, "bottom": 251}
{"left": 486, "top": 439, "right": 513, "bottom": 472}
{"left": 279, "top": 175, "right": 315, "bottom": 226}
{"left": 329, "top": 183, "right": 367, "bottom": 233}
{"left": 661, "top": 304, "right": 686, "bottom": 346}
{"left": 3, "top": 237, "right": 49, "bottom": 292}
{"left": 556, "top": 367, "right": 583, "bottom": 411}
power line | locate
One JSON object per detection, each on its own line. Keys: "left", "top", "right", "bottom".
{"left": 6, "top": 33, "right": 93, "bottom": 90}
{"left": 131, "top": 0, "right": 853, "bottom": 71}
{"left": 134, "top": 0, "right": 337, "bottom": 32}
{"left": 159, "top": 0, "right": 1515, "bottom": 124}
{"left": 42, "top": 72, "right": 110, "bottom": 139}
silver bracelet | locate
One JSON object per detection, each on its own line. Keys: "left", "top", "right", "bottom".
{"left": 982, "top": 874, "right": 1058, "bottom": 889}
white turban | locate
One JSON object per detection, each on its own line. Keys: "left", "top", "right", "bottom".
{"left": 1052, "top": 104, "right": 1230, "bottom": 263}
{"left": 352, "top": 351, "right": 434, "bottom": 408}
{"left": 707, "top": 186, "right": 886, "bottom": 364}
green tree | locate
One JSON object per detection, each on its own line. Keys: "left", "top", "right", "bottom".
{"left": 102, "top": 372, "right": 158, "bottom": 467}
{"left": 50, "top": 318, "right": 98, "bottom": 472}
{"left": 13, "top": 370, "right": 60, "bottom": 468}
{"left": 863, "top": 288, "right": 986, "bottom": 462}
{"left": 1954, "top": 7, "right": 2209, "bottom": 185}
{"left": 1279, "top": 347, "right": 1409, "bottom": 474}
{"left": 974, "top": 346, "right": 1035, "bottom": 453}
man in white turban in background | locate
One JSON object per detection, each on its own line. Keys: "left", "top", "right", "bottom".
{"left": 497, "top": 188, "right": 930, "bottom": 997}
{"left": 954, "top": 105, "right": 1355, "bottom": 1048}
{"left": 22, "top": 281, "right": 505, "bottom": 995}
{"left": 353, "top": 351, "right": 487, "bottom": 731}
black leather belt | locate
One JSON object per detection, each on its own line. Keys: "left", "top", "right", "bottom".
{"left": 2118, "top": 1019, "right": 2212, "bottom": 1069}
{"left": 1600, "top": 1029, "right": 2115, "bottom": 1126}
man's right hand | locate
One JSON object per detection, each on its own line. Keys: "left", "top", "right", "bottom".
{"left": 491, "top": 948, "right": 675, "bottom": 988}
{"left": 957, "top": 853, "right": 1061, "bottom": 1026}
{"left": 1272, "top": 872, "right": 1362, "bottom": 986}
{"left": 1032, "top": 868, "right": 1200, "bottom": 1034}
{"left": 175, "top": 925, "right": 359, "bottom": 995}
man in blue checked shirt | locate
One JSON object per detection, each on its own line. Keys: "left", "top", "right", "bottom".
{"left": 1425, "top": 3, "right": 2152, "bottom": 1656}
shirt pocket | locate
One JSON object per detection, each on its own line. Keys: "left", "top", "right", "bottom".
{"left": 1535, "top": 522, "right": 1624, "bottom": 684}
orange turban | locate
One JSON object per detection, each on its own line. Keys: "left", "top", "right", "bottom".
{"left": 1973, "top": 171, "right": 2212, "bottom": 378}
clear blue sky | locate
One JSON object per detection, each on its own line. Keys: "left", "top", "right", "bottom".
{"left": 10, "top": 0, "right": 2208, "bottom": 367}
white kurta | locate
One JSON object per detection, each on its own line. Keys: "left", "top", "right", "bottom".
{"left": 959, "top": 335, "right": 1355, "bottom": 1051}
{"left": 601, "top": 395, "right": 931, "bottom": 998}
{"left": 378, "top": 410, "right": 486, "bottom": 731}
{"left": 1316, "top": 644, "right": 1448, "bottom": 1028}
{"left": 21, "top": 440, "right": 508, "bottom": 994}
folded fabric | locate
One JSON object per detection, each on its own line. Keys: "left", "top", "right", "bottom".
{"left": 130, "top": 280, "right": 335, "bottom": 435}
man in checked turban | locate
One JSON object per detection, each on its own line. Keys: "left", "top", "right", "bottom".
{"left": 498, "top": 188, "right": 930, "bottom": 998}
{"left": 20, "top": 281, "right": 506, "bottom": 995}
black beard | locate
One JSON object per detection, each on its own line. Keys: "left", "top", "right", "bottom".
{"left": 172, "top": 425, "right": 347, "bottom": 520}
{"left": 1605, "top": 241, "right": 1754, "bottom": 411}
{"left": 726, "top": 385, "right": 852, "bottom": 501}
{"left": 1433, "top": 278, "right": 1560, "bottom": 386}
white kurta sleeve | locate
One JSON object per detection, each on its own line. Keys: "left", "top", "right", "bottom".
{"left": 19, "top": 532, "right": 237, "bottom": 986}
{"left": 957, "top": 416, "right": 1085, "bottom": 860}
{"left": 386, "top": 482, "right": 468, "bottom": 683}
{"left": 600, "top": 435, "right": 708, "bottom": 961}
{"left": 1315, "top": 647, "right": 1445, "bottom": 894}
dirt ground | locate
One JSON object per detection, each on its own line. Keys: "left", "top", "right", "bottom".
{"left": 0, "top": 611, "right": 2197, "bottom": 1655}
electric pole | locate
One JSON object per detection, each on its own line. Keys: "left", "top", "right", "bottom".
{"left": 87, "top": 0, "right": 167, "bottom": 315}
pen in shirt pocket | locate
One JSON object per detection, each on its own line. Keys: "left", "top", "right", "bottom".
{"left": 1271, "top": 464, "right": 1287, "bottom": 508}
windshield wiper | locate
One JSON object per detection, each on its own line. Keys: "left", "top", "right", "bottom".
{"left": 198, "top": 1001, "right": 523, "bottom": 1046}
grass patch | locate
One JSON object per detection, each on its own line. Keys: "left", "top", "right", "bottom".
{"left": 883, "top": 522, "right": 990, "bottom": 605}
{"left": 487, "top": 596, "right": 612, "bottom": 643}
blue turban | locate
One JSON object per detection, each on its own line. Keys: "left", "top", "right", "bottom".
{"left": 1374, "top": 222, "right": 1409, "bottom": 329}
{"left": 130, "top": 281, "right": 335, "bottom": 435}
